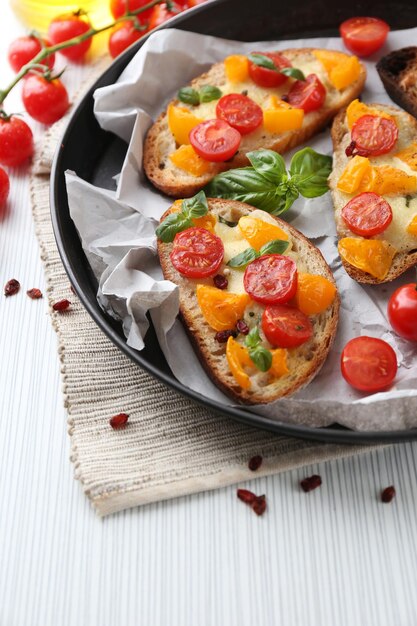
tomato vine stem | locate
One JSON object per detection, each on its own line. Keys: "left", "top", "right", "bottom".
{"left": 0, "top": 0, "right": 163, "bottom": 105}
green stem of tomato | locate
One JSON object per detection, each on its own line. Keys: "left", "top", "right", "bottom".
{"left": 0, "top": 0, "right": 163, "bottom": 105}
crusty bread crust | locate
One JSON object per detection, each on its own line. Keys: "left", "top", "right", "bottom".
{"left": 157, "top": 199, "right": 340, "bottom": 404}
{"left": 377, "top": 47, "right": 417, "bottom": 119}
{"left": 329, "top": 103, "right": 417, "bottom": 284}
{"left": 144, "top": 48, "right": 366, "bottom": 198}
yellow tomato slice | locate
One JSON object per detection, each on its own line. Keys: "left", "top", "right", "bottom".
{"left": 237, "top": 215, "right": 288, "bottom": 251}
{"left": 168, "top": 104, "right": 203, "bottom": 146}
{"left": 295, "top": 273, "right": 337, "bottom": 315}
{"left": 224, "top": 55, "right": 249, "bottom": 83}
{"left": 196, "top": 285, "right": 250, "bottom": 331}
{"left": 169, "top": 144, "right": 212, "bottom": 176}
{"left": 263, "top": 107, "right": 304, "bottom": 133}
{"left": 337, "top": 155, "right": 372, "bottom": 194}
{"left": 329, "top": 56, "right": 361, "bottom": 90}
{"left": 346, "top": 99, "right": 394, "bottom": 129}
{"left": 395, "top": 143, "right": 417, "bottom": 171}
{"left": 269, "top": 349, "right": 289, "bottom": 378}
{"left": 407, "top": 215, "right": 417, "bottom": 236}
{"left": 226, "top": 336, "right": 252, "bottom": 390}
{"left": 338, "top": 238, "right": 397, "bottom": 280}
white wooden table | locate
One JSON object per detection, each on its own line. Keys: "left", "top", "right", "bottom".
{"left": 1, "top": 7, "right": 417, "bottom": 625}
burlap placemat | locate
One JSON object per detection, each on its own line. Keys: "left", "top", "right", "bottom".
{"left": 30, "top": 56, "right": 374, "bottom": 516}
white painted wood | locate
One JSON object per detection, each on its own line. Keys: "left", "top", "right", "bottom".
{"left": 1, "top": 7, "right": 417, "bottom": 626}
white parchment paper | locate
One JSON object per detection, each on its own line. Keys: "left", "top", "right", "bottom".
{"left": 65, "top": 27, "right": 417, "bottom": 430}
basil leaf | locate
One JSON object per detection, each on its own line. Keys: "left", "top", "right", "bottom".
{"left": 247, "top": 149, "right": 286, "bottom": 185}
{"left": 227, "top": 247, "right": 258, "bottom": 269}
{"left": 182, "top": 190, "right": 208, "bottom": 218}
{"left": 155, "top": 213, "right": 192, "bottom": 243}
{"left": 279, "top": 180, "right": 300, "bottom": 212}
{"left": 248, "top": 53, "right": 276, "bottom": 70}
{"left": 177, "top": 87, "right": 200, "bottom": 106}
{"left": 259, "top": 239, "right": 289, "bottom": 256}
{"left": 280, "top": 67, "right": 306, "bottom": 81}
{"left": 200, "top": 85, "right": 222, "bottom": 103}
{"left": 245, "top": 325, "right": 261, "bottom": 349}
{"left": 249, "top": 345, "right": 272, "bottom": 372}
{"left": 289, "top": 147, "right": 332, "bottom": 198}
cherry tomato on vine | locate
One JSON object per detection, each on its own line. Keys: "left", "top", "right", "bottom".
{"left": 170, "top": 227, "right": 224, "bottom": 278}
{"left": 0, "top": 167, "right": 10, "bottom": 214}
{"left": 8, "top": 35, "right": 55, "bottom": 73}
{"left": 244, "top": 255, "right": 298, "bottom": 305}
{"left": 110, "top": 0, "right": 156, "bottom": 23}
{"left": 287, "top": 74, "right": 326, "bottom": 113}
{"left": 262, "top": 304, "right": 313, "bottom": 348}
{"left": 148, "top": 2, "right": 187, "bottom": 30}
{"left": 340, "top": 17, "right": 390, "bottom": 57}
{"left": 189, "top": 119, "right": 241, "bottom": 162}
{"left": 248, "top": 51, "right": 291, "bottom": 88}
{"left": 341, "top": 192, "right": 392, "bottom": 237}
{"left": 388, "top": 282, "right": 417, "bottom": 342}
{"left": 22, "top": 75, "right": 69, "bottom": 124}
{"left": 47, "top": 12, "right": 92, "bottom": 61}
{"left": 108, "top": 21, "right": 144, "bottom": 58}
{"left": 351, "top": 115, "right": 398, "bottom": 157}
{"left": 216, "top": 94, "right": 263, "bottom": 135}
{"left": 0, "top": 114, "right": 34, "bottom": 167}
{"left": 341, "top": 336, "right": 397, "bottom": 392}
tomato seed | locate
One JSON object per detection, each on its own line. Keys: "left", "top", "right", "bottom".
{"left": 248, "top": 455, "right": 263, "bottom": 471}
{"left": 4, "top": 278, "right": 20, "bottom": 296}
{"left": 213, "top": 274, "right": 228, "bottom": 289}
{"left": 109, "top": 412, "right": 129, "bottom": 430}
{"left": 27, "top": 288, "right": 42, "bottom": 299}
{"left": 237, "top": 488, "right": 257, "bottom": 505}
{"left": 300, "top": 474, "right": 322, "bottom": 492}
{"left": 52, "top": 299, "right": 71, "bottom": 311}
{"left": 381, "top": 485, "right": 396, "bottom": 503}
{"left": 252, "top": 495, "right": 267, "bottom": 516}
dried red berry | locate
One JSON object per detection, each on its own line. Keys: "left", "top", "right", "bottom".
{"left": 252, "top": 495, "right": 267, "bottom": 516}
{"left": 236, "top": 319, "right": 250, "bottom": 335}
{"left": 52, "top": 299, "right": 71, "bottom": 311}
{"left": 27, "top": 288, "right": 42, "bottom": 299}
{"left": 345, "top": 140, "right": 357, "bottom": 157}
{"left": 300, "top": 474, "right": 322, "bottom": 492}
{"left": 237, "top": 488, "right": 257, "bottom": 505}
{"left": 4, "top": 278, "right": 20, "bottom": 296}
{"left": 215, "top": 329, "right": 237, "bottom": 343}
{"left": 109, "top": 412, "right": 129, "bottom": 429}
{"left": 381, "top": 485, "right": 396, "bottom": 503}
{"left": 248, "top": 455, "right": 263, "bottom": 471}
{"left": 213, "top": 274, "right": 228, "bottom": 289}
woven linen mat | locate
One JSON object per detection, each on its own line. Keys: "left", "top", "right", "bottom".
{"left": 30, "top": 56, "right": 374, "bottom": 516}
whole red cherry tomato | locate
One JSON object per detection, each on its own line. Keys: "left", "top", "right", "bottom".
{"left": 340, "top": 17, "right": 390, "bottom": 58}
{"left": 341, "top": 192, "right": 392, "bottom": 237}
{"left": 22, "top": 74, "right": 69, "bottom": 124}
{"left": 108, "top": 21, "right": 144, "bottom": 58}
{"left": 248, "top": 51, "right": 291, "bottom": 88}
{"left": 388, "top": 282, "right": 417, "bottom": 342}
{"left": 48, "top": 12, "right": 92, "bottom": 61}
{"left": 341, "top": 336, "right": 397, "bottom": 392}
{"left": 350, "top": 115, "right": 398, "bottom": 157}
{"left": 244, "top": 255, "right": 298, "bottom": 305}
{"left": 170, "top": 227, "right": 224, "bottom": 278}
{"left": 262, "top": 304, "right": 313, "bottom": 348}
{"left": 287, "top": 74, "right": 326, "bottom": 113}
{"left": 110, "top": 0, "right": 155, "bottom": 23}
{"left": 216, "top": 94, "right": 263, "bottom": 135}
{"left": 148, "top": 1, "right": 187, "bottom": 29}
{"left": 8, "top": 35, "right": 55, "bottom": 72}
{"left": 0, "top": 167, "right": 10, "bottom": 214}
{"left": 188, "top": 0, "right": 207, "bottom": 5}
{"left": 190, "top": 119, "right": 241, "bottom": 162}
{"left": 0, "top": 114, "right": 34, "bottom": 167}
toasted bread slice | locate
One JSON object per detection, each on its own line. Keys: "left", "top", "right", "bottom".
{"left": 145, "top": 48, "right": 366, "bottom": 198}
{"left": 329, "top": 102, "right": 417, "bottom": 284}
{"left": 157, "top": 199, "right": 340, "bottom": 404}
{"left": 377, "top": 47, "right": 417, "bottom": 118}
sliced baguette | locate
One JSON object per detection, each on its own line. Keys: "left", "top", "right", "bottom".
{"left": 377, "top": 47, "right": 417, "bottom": 118}
{"left": 144, "top": 48, "right": 366, "bottom": 198}
{"left": 329, "top": 103, "right": 417, "bottom": 284}
{"left": 157, "top": 199, "right": 340, "bottom": 404}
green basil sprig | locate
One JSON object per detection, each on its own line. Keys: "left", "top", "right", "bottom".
{"left": 155, "top": 191, "right": 208, "bottom": 243}
{"left": 247, "top": 53, "right": 306, "bottom": 82}
{"left": 228, "top": 238, "right": 289, "bottom": 269}
{"left": 205, "top": 148, "right": 332, "bottom": 215}
{"left": 245, "top": 326, "right": 272, "bottom": 372}
{"left": 178, "top": 85, "right": 222, "bottom": 106}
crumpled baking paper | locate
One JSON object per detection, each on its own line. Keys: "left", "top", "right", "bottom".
{"left": 65, "top": 27, "right": 417, "bottom": 431}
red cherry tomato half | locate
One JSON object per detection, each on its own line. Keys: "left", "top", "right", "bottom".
{"left": 341, "top": 336, "right": 397, "bottom": 392}
{"left": 248, "top": 51, "right": 291, "bottom": 88}
{"left": 170, "top": 227, "right": 224, "bottom": 278}
{"left": 262, "top": 304, "right": 313, "bottom": 348}
{"left": 148, "top": 2, "right": 186, "bottom": 29}
{"left": 341, "top": 192, "right": 392, "bottom": 237}
{"left": 8, "top": 35, "right": 55, "bottom": 72}
{"left": 340, "top": 17, "right": 390, "bottom": 58}
{"left": 216, "top": 93, "right": 263, "bottom": 135}
{"left": 351, "top": 115, "right": 398, "bottom": 157}
{"left": 190, "top": 119, "right": 241, "bottom": 162}
{"left": 388, "top": 283, "right": 417, "bottom": 342}
{"left": 244, "top": 255, "right": 298, "bottom": 305}
{"left": 110, "top": 0, "right": 156, "bottom": 23}
{"left": 22, "top": 75, "right": 69, "bottom": 125}
{"left": 108, "top": 21, "right": 143, "bottom": 58}
{"left": 47, "top": 12, "right": 92, "bottom": 61}
{"left": 0, "top": 167, "right": 10, "bottom": 213}
{"left": 287, "top": 73, "right": 326, "bottom": 113}
{"left": 0, "top": 115, "right": 34, "bottom": 167}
